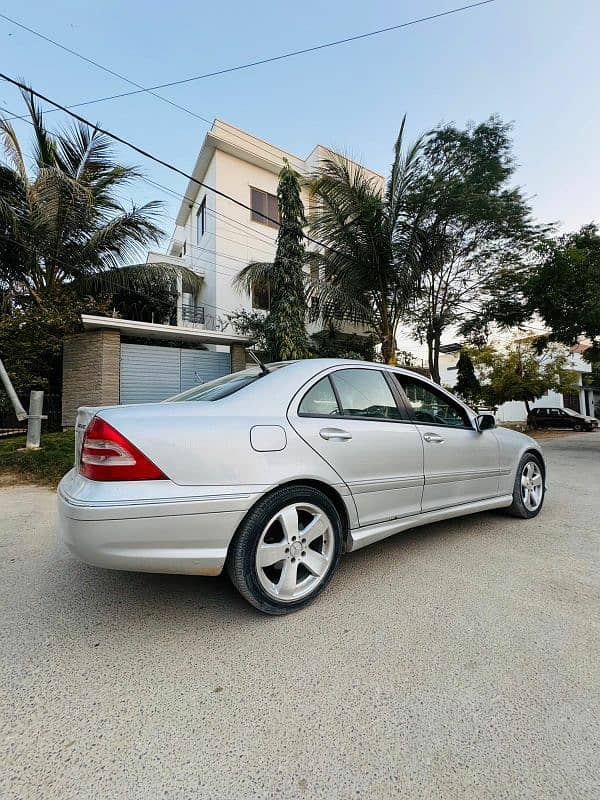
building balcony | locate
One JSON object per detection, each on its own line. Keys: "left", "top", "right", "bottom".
{"left": 181, "top": 303, "right": 205, "bottom": 325}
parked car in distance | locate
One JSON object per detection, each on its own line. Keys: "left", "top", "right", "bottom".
{"left": 528, "top": 406, "right": 599, "bottom": 432}
{"left": 58, "top": 359, "right": 547, "bottom": 615}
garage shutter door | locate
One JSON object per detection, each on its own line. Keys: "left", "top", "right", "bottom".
{"left": 120, "top": 344, "right": 231, "bottom": 404}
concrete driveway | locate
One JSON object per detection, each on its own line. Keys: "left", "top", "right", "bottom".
{"left": 1, "top": 434, "right": 599, "bottom": 800}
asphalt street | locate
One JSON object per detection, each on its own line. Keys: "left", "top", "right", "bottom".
{"left": 1, "top": 433, "right": 599, "bottom": 799}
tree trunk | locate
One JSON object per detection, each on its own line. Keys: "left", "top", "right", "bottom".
{"left": 381, "top": 332, "right": 396, "bottom": 365}
{"left": 524, "top": 398, "right": 531, "bottom": 414}
{"left": 427, "top": 332, "right": 441, "bottom": 384}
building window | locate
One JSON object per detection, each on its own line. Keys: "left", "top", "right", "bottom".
{"left": 196, "top": 197, "right": 206, "bottom": 240}
{"left": 252, "top": 283, "right": 270, "bottom": 311}
{"left": 250, "top": 187, "right": 279, "bottom": 228}
{"left": 180, "top": 241, "right": 186, "bottom": 257}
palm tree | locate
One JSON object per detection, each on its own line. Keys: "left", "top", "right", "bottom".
{"left": 306, "top": 118, "right": 428, "bottom": 364}
{"left": 0, "top": 88, "right": 201, "bottom": 312}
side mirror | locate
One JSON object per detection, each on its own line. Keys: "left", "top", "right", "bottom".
{"left": 476, "top": 413, "right": 496, "bottom": 432}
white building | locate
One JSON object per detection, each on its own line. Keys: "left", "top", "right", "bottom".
{"left": 150, "top": 119, "right": 383, "bottom": 336}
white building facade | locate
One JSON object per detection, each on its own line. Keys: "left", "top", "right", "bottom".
{"left": 152, "top": 120, "right": 383, "bottom": 336}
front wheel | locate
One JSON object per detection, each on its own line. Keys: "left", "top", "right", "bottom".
{"left": 507, "top": 454, "right": 545, "bottom": 518}
{"left": 227, "top": 486, "right": 344, "bottom": 615}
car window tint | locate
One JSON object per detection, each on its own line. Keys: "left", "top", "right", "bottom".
{"left": 330, "top": 369, "right": 402, "bottom": 420}
{"left": 299, "top": 377, "right": 339, "bottom": 416}
{"left": 396, "top": 376, "right": 469, "bottom": 428}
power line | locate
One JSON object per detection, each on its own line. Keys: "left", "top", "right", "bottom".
{"left": 0, "top": 12, "right": 212, "bottom": 126}
{"left": 0, "top": 2, "right": 496, "bottom": 111}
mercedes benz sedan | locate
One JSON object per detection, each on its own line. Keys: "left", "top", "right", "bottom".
{"left": 58, "top": 359, "right": 546, "bottom": 615}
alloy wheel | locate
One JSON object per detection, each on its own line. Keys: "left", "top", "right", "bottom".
{"left": 255, "top": 502, "right": 335, "bottom": 602}
{"left": 521, "top": 460, "right": 543, "bottom": 511}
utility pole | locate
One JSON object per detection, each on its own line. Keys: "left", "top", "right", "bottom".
{"left": 0, "top": 355, "right": 46, "bottom": 449}
{"left": 0, "top": 357, "right": 27, "bottom": 421}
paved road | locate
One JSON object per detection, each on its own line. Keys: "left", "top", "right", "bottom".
{"left": 1, "top": 434, "right": 599, "bottom": 799}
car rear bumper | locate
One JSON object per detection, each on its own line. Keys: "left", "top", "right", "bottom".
{"left": 57, "top": 470, "right": 259, "bottom": 575}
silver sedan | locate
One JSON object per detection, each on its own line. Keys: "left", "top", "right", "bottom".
{"left": 58, "top": 359, "right": 546, "bottom": 614}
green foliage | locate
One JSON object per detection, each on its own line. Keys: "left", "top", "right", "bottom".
{"left": 223, "top": 309, "right": 269, "bottom": 355}
{"left": 455, "top": 349, "right": 482, "bottom": 405}
{"left": 0, "top": 430, "right": 74, "bottom": 487}
{"left": 471, "top": 342, "right": 578, "bottom": 411}
{"left": 110, "top": 276, "right": 178, "bottom": 324}
{"left": 310, "top": 326, "right": 377, "bottom": 361}
{"left": 404, "top": 117, "right": 539, "bottom": 383}
{"left": 0, "top": 292, "right": 102, "bottom": 394}
{"left": 306, "top": 117, "right": 428, "bottom": 364}
{"left": 235, "top": 160, "right": 310, "bottom": 361}
{"left": 526, "top": 224, "right": 600, "bottom": 352}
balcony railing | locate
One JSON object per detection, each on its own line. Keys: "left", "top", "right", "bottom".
{"left": 181, "top": 303, "right": 205, "bottom": 325}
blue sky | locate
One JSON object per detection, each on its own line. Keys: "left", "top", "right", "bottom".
{"left": 1, "top": 0, "right": 599, "bottom": 248}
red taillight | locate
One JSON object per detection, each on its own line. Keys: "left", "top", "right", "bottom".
{"left": 80, "top": 417, "right": 167, "bottom": 481}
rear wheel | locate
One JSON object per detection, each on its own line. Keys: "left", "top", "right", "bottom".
{"left": 507, "top": 454, "right": 545, "bottom": 518}
{"left": 227, "top": 486, "right": 343, "bottom": 615}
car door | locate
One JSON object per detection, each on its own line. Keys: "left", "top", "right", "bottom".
{"left": 548, "top": 409, "right": 562, "bottom": 428}
{"left": 288, "top": 367, "right": 424, "bottom": 527}
{"left": 392, "top": 374, "right": 500, "bottom": 513}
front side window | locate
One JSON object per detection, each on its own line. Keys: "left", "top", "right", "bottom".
{"left": 251, "top": 187, "right": 280, "bottom": 229}
{"left": 395, "top": 376, "right": 470, "bottom": 428}
{"left": 330, "top": 369, "right": 402, "bottom": 420}
{"left": 299, "top": 377, "right": 339, "bottom": 416}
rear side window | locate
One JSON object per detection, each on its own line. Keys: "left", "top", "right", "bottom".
{"left": 299, "top": 377, "right": 339, "bottom": 416}
{"left": 330, "top": 369, "right": 402, "bottom": 420}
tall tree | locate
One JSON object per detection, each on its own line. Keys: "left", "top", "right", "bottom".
{"left": 234, "top": 159, "right": 310, "bottom": 360}
{"left": 464, "top": 224, "right": 600, "bottom": 364}
{"left": 405, "top": 117, "right": 538, "bottom": 382}
{"left": 306, "top": 118, "right": 429, "bottom": 364}
{"left": 526, "top": 224, "right": 600, "bottom": 358}
{"left": 455, "top": 349, "right": 482, "bottom": 406}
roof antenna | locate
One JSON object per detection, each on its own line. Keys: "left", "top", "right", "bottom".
{"left": 246, "top": 348, "right": 270, "bottom": 375}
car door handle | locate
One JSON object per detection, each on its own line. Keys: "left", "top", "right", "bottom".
{"left": 319, "top": 427, "right": 352, "bottom": 441}
{"left": 423, "top": 432, "right": 444, "bottom": 443}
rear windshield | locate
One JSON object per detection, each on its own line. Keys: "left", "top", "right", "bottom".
{"left": 166, "top": 364, "right": 285, "bottom": 402}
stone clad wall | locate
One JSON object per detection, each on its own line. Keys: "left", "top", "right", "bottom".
{"left": 230, "top": 343, "right": 247, "bottom": 373}
{"left": 61, "top": 330, "right": 121, "bottom": 427}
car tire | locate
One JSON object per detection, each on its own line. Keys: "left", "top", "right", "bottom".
{"left": 227, "top": 485, "right": 344, "bottom": 615}
{"left": 573, "top": 423, "right": 583, "bottom": 432}
{"left": 507, "top": 453, "right": 546, "bottom": 519}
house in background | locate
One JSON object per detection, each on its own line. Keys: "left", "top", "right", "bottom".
{"left": 152, "top": 119, "right": 382, "bottom": 337}
{"left": 439, "top": 343, "right": 596, "bottom": 421}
